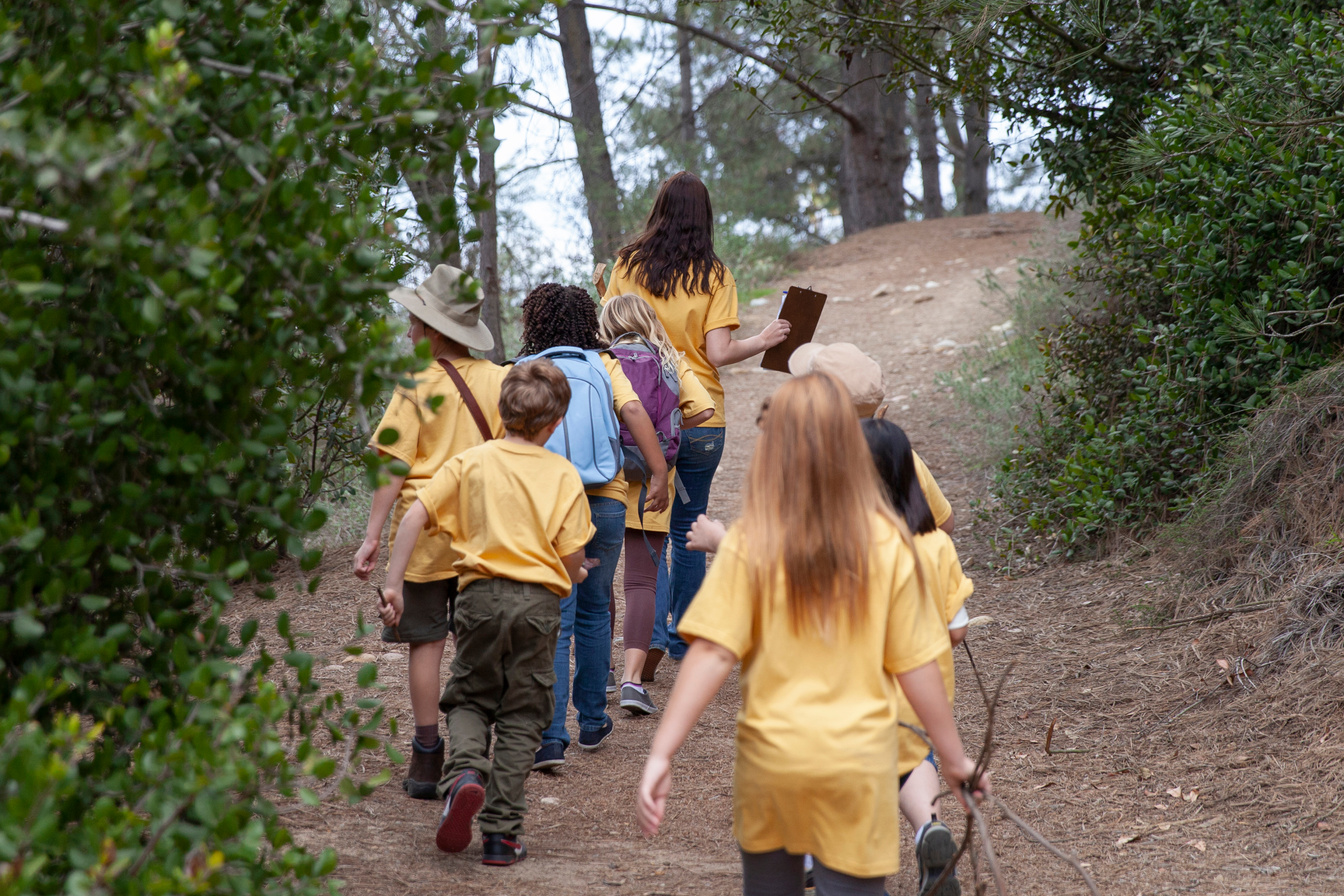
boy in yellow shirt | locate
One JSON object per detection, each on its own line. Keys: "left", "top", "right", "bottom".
{"left": 378, "top": 359, "right": 596, "bottom": 866}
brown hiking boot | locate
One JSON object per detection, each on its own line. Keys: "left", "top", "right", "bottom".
{"left": 403, "top": 737, "right": 444, "bottom": 800}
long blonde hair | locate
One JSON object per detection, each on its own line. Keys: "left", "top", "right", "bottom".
{"left": 598, "top": 293, "right": 681, "bottom": 371}
{"left": 740, "top": 372, "right": 920, "bottom": 634}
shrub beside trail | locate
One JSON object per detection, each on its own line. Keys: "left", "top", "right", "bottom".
{"left": 0, "top": 2, "right": 530, "bottom": 892}
{"left": 994, "top": 9, "right": 1344, "bottom": 551}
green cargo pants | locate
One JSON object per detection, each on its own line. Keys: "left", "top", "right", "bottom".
{"left": 437, "top": 578, "right": 561, "bottom": 837}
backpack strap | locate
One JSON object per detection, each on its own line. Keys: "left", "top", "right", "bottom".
{"left": 438, "top": 358, "right": 495, "bottom": 442}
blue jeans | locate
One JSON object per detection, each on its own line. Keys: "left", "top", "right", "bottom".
{"left": 652, "top": 426, "right": 725, "bottom": 659}
{"left": 543, "top": 495, "right": 624, "bottom": 748}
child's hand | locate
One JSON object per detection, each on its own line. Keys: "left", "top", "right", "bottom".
{"left": 593, "top": 262, "right": 608, "bottom": 295}
{"left": 686, "top": 515, "right": 726, "bottom": 553}
{"left": 573, "top": 565, "right": 589, "bottom": 584}
{"left": 377, "top": 586, "right": 403, "bottom": 628}
{"left": 353, "top": 536, "right": 380, "bottom": 581}
{"left": 644, "top": 470, "right": 670, "bottom": 514}
{"left": 942, "top": 754, "right": 991, "bottom": 810}
{"left": 636, "top": 754, "right": 672, "bottom": 837}
{"left": 758, "top": 317, "right": 791, "bottom": 349}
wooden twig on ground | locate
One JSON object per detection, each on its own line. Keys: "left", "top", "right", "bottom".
{"left": 1128, "top": 600, "right": 1280, "bottom": 631}
{"left": 992, "top": 796, "right": 1102, "bottom": 896}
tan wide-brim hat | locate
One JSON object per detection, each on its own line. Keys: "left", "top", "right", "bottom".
{"left": 388, "top": 264, "right": 494, "bottom": 353}
{"left": 788, "top": 342, "right": 885, "bottom": 417}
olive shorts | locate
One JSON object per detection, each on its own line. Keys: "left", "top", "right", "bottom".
{"left": 381, "top": 577, "right": 458, "bottom": 644}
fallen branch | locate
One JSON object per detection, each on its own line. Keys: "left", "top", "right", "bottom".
{"left": 1129, "top": 600, "right": 1280, "bottom": 631}
{"left": 992, "top": 796, "right": 1101, "bottom": 896}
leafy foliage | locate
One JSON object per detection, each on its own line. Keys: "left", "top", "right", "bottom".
{"left": 996, "top": 8, "right": 1344, "bottom": 549}
{"left": 0, "top": 0, "right": 530, "bottom": 891}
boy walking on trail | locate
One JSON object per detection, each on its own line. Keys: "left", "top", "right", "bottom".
{"left": 378, "top": 359, "right": 596, "bottom": 866}
{"left": 353, "top": 264, "right": 506, "bottom": 800}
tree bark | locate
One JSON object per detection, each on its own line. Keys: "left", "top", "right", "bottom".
{"left": 556, "top": 0, "right": 623, "bottom": 264}
{"left": 962, "top": 97, "right": 992, "bottom": 216}
{"left": 475, "top": 28, "right": 504, "bottom": 362}
{"left": 914, "top": 73, "right": 942, "bottom": 219}
{"left": 676, "top": 3, "right": 695, "bottom": 143}
{"left": 838, "top": 50, "right": 908, "bottom": 235}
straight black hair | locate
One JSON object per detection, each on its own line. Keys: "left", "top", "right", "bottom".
{"left": 861, "top": 418, "right": 937, "bottom": 536}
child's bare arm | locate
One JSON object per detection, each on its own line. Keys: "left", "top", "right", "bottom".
{"left": 637, "top": 638, "right": 736, "bottom": 835}
{"left": 379, "top": 499, "right": 428, "bottom": 626}
{"left": 354, "top": 463, "right": 404, "bottom": 580}
{"left": 683, "top": 408, "right": 714, "bottom": 429}
{"left": 896, "top": 660, "right": 990, "bottom": 807}
{"left": 561, "top": 549, "right": 589, "bottom": 585}
{"left": 619, "top": 402, "right": 670, "bottom": 514}
{"left": 948, "top": 625, "right": 968, "bottom": 647}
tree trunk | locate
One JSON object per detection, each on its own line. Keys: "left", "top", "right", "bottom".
{"left": 475, "top": 28, "right": 504, "bottom": 362}
{"left": 556, "top": 0, "right": 623, "bottom": 264}
{"left": 407, "top": 14, "right": 462, "bottom": 267}
{"left": 676, "top": 3, "right": 695, "bottom": 143}
{"left": 940, "top": 102, "right": 966, "bottom": 212}
{"left": 914, "top": 73, "right": 942, "bottom": 219}
{"left": 962, "top": 98, "right": 991, "bottom": 216}
{"left": 837, "top": 50, "right": 908, "bottom": 235}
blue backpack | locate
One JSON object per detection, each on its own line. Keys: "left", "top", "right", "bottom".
{"left": 514, "top": 346, "right": 623, "bottom": 486}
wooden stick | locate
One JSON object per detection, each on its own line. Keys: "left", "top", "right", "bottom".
{"left": 993, "top": 796, "right": 1102, "bottom": 896}
{"left": 1129, "top": 600, "right": 1280, "bottom": 631}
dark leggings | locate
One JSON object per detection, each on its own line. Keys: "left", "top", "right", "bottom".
{"left": 609, "top": 529, "right": 665, "bottom": 655}
{"left": 740, "top": 849, "right": 886, "bottom": 896}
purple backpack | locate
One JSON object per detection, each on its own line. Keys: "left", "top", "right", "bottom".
{"left": 609, "top": 333, "right": 682, "bottom": 481}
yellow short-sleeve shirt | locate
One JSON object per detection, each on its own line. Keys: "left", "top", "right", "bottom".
{"left": 897, "top": 529, "right": 974, "bottom": 777}
{"left": 604, "top": 261, "right": 739, "bottom": 427}
{"left": 913, "top": 450, "right": 952, "bottom": 528}
{"left": 623, "top": 358, "right": 714, "bottom": 532}
{"left": 415, "top": 440, "right": 594, "bottom": 597}
{"left": 370, "top": 357, "right": 507, "bottom": 583}
{"left": 677, "top": 517, "right": 950, "bottom": 879}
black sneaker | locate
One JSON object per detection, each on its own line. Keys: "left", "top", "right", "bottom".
{"left": 577, "top": 718, "right": 614, "bottom": 751}
{"left": 916, "top": 819, "right": 961, "bottom": 896}
{"left": 435, "top": 769, "right": 485, "bottom": 853}
{"left": 481, "top": 832, "right": 528, "bottom": 866}
{"left": 531, "top": 741, "right": 566, "bottom": 771}
{"left": 606, "top": 668, "right": 618, "bottom": 694}
{"left": 403, "top": 737, "right": 444, "bottom": 800}
{"left": 619, "top": 682, "right": 658, "bottom": 715}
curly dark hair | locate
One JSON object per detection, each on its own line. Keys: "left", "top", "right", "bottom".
{"left": 519, "top": 283, "right": 604, "bottom": 354}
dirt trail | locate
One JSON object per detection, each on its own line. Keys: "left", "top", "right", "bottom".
{"left": 253, "top": 211, "right": 1344, "bottom": 895}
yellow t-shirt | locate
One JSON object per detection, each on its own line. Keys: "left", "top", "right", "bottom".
{"left": 415, "top": 440, "right": 595, "bottom": 597}
{"left": 603, "top": 261, "right": 740, "bottom": 427}
{"left": 897, "top": 529, "right": 974, "bottom": 777}
{"left": 913, "top": 450, "right": 952, "bottom": 528}
{"left": 370, "top": 357, "right": 507, "bottom": 583}
{"left": 677, "top": 517, "right": 949, "bottom": 878}
{"left": 623, "top": 357, "right": 715, "bottom": 532}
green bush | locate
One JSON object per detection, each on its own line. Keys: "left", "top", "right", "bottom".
{"left": 996, "top": 9, "right": 1344, "bottom": 550}
{"left": 0, "top": 1, "right": 529, "bottom": 892}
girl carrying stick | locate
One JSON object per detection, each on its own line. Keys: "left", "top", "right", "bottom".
{"left": 636, "top": 373, "right": 988, "bottom": 896}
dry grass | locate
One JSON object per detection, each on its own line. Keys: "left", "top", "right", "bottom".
{"left": 1166, "top": 362, "right": 1344, "bottom": 656}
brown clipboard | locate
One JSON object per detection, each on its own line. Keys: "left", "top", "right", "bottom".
{"left": 760, "top": 286, "right": 827, "bottom": 372}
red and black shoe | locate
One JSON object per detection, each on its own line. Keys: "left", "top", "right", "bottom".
{"left": 435, "top": 770, "right": 485, "bottom": 853}
{"left": 481, "top": 832, "right": 528, "bottom": 866}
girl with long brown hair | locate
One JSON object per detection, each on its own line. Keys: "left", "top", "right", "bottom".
{"left": 635, "top": 373, "right": 988, "bottom": 896}
{"left": 603, "top": 171, "right": 791, "bottom": 668}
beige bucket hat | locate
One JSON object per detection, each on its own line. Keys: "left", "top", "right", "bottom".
{"left": 788, "top": 342, "right": 885, "bottom": 417}
{"left": 388, "top": 264, "right": 494, "bottom": 353}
